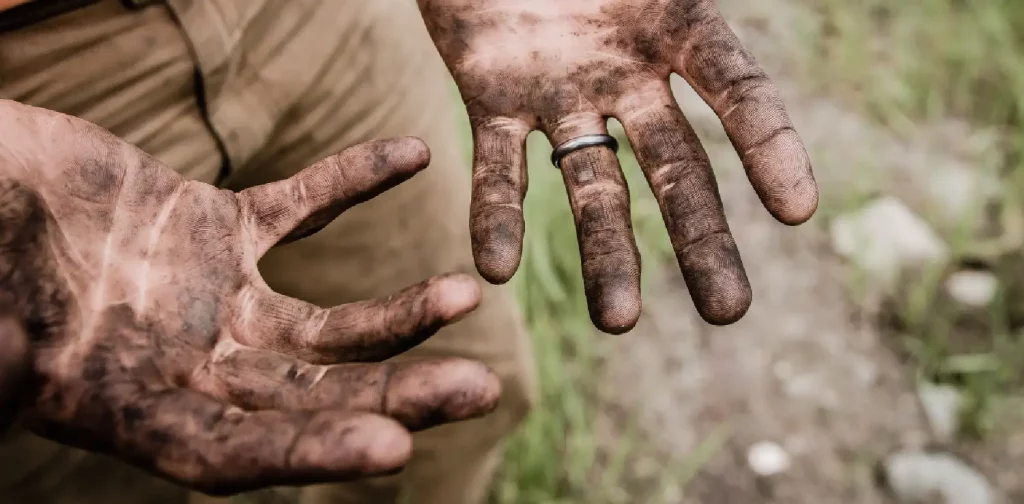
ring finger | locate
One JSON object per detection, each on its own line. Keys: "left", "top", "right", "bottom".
{"left": 545, "top": 113, "right": 642, "bottom": 334}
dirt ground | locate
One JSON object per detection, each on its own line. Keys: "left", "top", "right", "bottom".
{"left": 599, "top": 1, "right": 1022, "bottom": 502}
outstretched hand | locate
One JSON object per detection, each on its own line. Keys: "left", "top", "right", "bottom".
{"left": 0, "top": 100, "right": 500, "bottom": 495}
{"left": 419, "top": 0, "right": 818, "bottom": 332}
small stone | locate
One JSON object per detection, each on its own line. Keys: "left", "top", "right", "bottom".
{"left": 747, "top": 441, "right": 791, "bottom": 477}
{"left": 917, "top": 382, "right": 963, "bottom": 443}
{"left": 882, "top": 451, "right": 997, "bottom": 504}
{"left": 926, "top": 165, "right": 1000, "bottom": 234}
{"left": 945, "top": 269, "right": 998, "bottom": 308}
{"left": 830, "top": 196, "right": 950, "bottom": 288}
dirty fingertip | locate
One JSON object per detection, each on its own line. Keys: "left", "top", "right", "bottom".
{"left": 474, "top": 248, "right": 521, "bottom": 285}
{"left": 374, "top": 136, "right": 431, "bottom": 171}
{"left": 746, "top": 131, "right": 819, "bottom": 226}
{"left": 771, "top": 175, "right": 819, "bottom": 226}
{"left": 676, "top": 225, "right": 753, "bottom": 326}
{"left": 432, "top": 358, "right": 502, "bottom": 418}
{"left": 693, "top": 281, "right": 753, "bottom": 326}
{"left": 475, "top": 248, "right": 522, "bottom": 284}
{"left": 431, "top": 274, "right": 482, "bottom": 320}
{"left": 396, "top": 136, "right": 430, "bottom": 161}
{"left": 387, "top": 358, "right": 502, "bottom": 430}
{"left": 471, "top": 217, "right": 524, "bottom": 285}
{"left": 589, "top": 286, "right": 642, "bottom": 335}
{"left": 362, "top": 417, "right": 413, "bottom": 473}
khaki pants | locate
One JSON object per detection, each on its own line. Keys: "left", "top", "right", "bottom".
{"left": 0, "top": 1, "right": 538, "bottom": 503}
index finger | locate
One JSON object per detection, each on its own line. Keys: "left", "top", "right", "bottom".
{"left": 673, "top": 4, "right": 818, "bottom": 225}
{"left": 238, "top": 137, "right": 431, "bottom": 256}
{"left": 616, "top": 86, "right": 750, "bottom": 325}
{"left": 469, "top": 117, "right": 530, "bottom": 284}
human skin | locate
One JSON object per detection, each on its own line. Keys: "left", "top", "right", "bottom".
{"left": 0, "top": 0, "right": 32, "bottom": 11}
{"left": 417, "top": 0, "right": 819, "bottom": 332}
{"left": 0, "top": 99, "right": 501, "bottom": 495}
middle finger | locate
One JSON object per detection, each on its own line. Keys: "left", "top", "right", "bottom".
{"left": 616, "top": 85, "right": 750, "bottom": 325}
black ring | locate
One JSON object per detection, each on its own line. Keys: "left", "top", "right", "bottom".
{"left": 550, "top": 134, "right": 619, "bottom": 169}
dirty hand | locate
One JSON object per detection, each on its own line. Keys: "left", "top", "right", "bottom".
{"left": 418, "top": 0, "right": 819, "bottom": 331}
{"left": 0, "top": 100, "right": 500, "bottom": 495}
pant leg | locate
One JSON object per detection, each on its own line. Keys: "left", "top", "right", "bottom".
{"left": 178, "top": 1, "right": 539, "bottom": 503}
{"left": 1, "top": 1, "right": 538, "bottom": 502}
{"left": 0, "top": 1, "right": 223, "bottom": 503}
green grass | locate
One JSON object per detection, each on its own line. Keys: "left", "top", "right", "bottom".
{"left": 446, "top": 94, "right": 678, "bottom": 502}
{"left": 807, "top": 0, "right": 1024, "bottom": 140}
{"left": 488, "top": 130, "right": 675, "bottom": 504}
{"left": 441, "top": 1, "right": 1024, "bottom": 499}
{"left": 803, "top": 0, "right": 1024, "bottom": 438}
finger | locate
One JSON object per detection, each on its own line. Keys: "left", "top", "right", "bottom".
{"left": 233, "top": 273, "right": 480, "bottom": 364}
{"left": 238, "top": 137, "right": 431, "bottom": 256}
{"left": 469, "top": 117, "right": 530, "bottom": 284}
{"left": 112, "top": 388, "right": 413, "bottom": 495}
{"left": 546, "top": 116, "right": 642, "bottom": 334}
{"left": 0, "top": 315, "right": 28, "bottom": 431}
{"left": 673, "top": 8, "right": 817, "bottom": 225}
{"left": 192, "top": 343, "right": 501, "bottom": 432}
{"left": 617, "top": 87, "right": 751, "bottom": 325}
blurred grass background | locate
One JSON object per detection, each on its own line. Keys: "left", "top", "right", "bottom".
{"left": 449, "top": 0, "right": 1024, "bottom": 502}
{"left": 447, "top": 112, "right": 677, "bottom": 503}
{"left": 488, "top": 131, "right": 672, "bottom": 504}
{"left": 802, "top": 0, "right": 1024, "bottom": 437}
{"left": 804, "top": 0, "right": 1024, "bottom": 158}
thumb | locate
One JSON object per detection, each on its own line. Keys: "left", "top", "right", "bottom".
{"left": 0, "top": 315, "right": 29, "bottom": 433}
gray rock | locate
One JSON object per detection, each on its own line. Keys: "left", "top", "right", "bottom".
{"left": 882, "top": 451, "right": 997, "bottom": 504}
{"left": 830, "top": 196, "right": 951, "bottom": 288}
{"left": 945, "top": 269, "right": 999, "bottom": 309}
{"left": 747, "top": 441, "right": 792, "bottom": 477}
{"left": 917, "top": 382, "right": 963, "bottom": 443}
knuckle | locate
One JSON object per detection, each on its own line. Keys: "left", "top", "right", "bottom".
{"left": 721, "top": 74, "right": 779, "bottom": 117}
{"left": 574, "top": 179, "right": 630, "bottom": 204}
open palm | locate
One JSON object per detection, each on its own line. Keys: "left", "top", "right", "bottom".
{"left": 0, "top": 100, "right": 499, "bottom": 495}
{"left": 420, "top": 0, "right": 818, "bottom": 332}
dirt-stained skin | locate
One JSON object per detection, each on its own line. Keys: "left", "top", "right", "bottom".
{"left": 0, "top": 100, "right": 501, "bottom": 496}
{"left": 417, "top": 0, "right": 819, "bottom": 332}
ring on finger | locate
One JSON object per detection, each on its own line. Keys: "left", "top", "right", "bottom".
{"left": 550, "top": 134, "right": 619, "bottom": 169}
